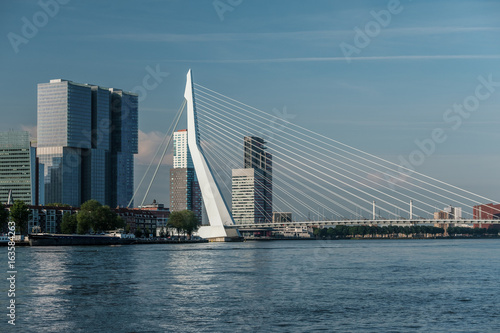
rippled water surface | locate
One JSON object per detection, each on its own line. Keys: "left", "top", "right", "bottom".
{"left": 3, "top": 239, "right": 500, "bottom": 332}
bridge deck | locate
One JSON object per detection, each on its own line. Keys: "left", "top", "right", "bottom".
{"left": 226, "top": 219, "right": 499, "bottom": 229}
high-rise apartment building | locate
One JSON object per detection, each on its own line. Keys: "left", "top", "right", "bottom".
{"left": 37, "top": 79, "right": 138, "bottom": 207}
{"left": 232, "top": 136, "right": 272, "bottom": 224}
{"left": 0, "top": 131, "right": 44, "bottom": 205}
{"left": 173, "top": 129, "right": 192, "bottom": 168}
{"left": 169, "top": 129, "right": 203, "bottom": 221}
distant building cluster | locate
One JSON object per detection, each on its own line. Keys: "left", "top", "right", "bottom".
{"left": 433, "top": 205, "right": 462, "bottom": 220}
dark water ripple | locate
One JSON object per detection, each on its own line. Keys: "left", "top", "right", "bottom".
{"left": 2, "top": 239, "right": 500, "bottom": 332}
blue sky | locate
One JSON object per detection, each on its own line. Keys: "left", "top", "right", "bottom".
{"left": 1, "top": 0, "right": 499, "bottom": 204}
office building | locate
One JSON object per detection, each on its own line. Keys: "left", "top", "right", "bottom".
{"left": 0, "top": 131, "right": 44, "bottom": 205}
{"left": 473, "top": 203, "right": 500, "bottom": 220}
{"left": 433, "top": 206, "right": 462, "bottom": 220}
{"left": 37, "top": 79, "right": 138, "bottom": 207}
{"left": 232, "top": 136, "right": 272, "bottom": 224}
{"left": 169, "top": 129, "right": 203, "bottom": 222}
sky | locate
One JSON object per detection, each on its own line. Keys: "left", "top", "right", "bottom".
{"left": 1, "top": 0, "right": 499, "bottom": 206}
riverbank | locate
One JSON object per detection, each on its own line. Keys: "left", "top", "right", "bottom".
{"left": 245, "top": 235, "right": 500, "bottom": 241}
{"left": 0, "top": 234, "right": 209, "bottom": 246}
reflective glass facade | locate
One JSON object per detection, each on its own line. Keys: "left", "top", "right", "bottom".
{"left": 37, "top": 146, "right": 81, "bottom": 206}
{"left": 38, "top": 80, "right": 92, "bottom": 148}
{"left": 109, "top": 89, "right": 138, "bottom": 207}
{"left": 37, "top": 80, "right": 138, "bottom": 207}
{"left": 91, "top": 86, "right": 111, "bottom": 150}
{"left": 0, "top": 131, "right": 41, "bottom": 205}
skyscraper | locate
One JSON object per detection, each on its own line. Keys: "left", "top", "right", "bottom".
{"left": 0, "top": 131, "right": 44, "bottom": 205}
{"left": 169, "top": 129, "right": 203, "bottom": 222}
{"left": 37, "top": 79, "right": 138, "bottom": 207}
{"left": 232, "top": 136, "right": 272, "bottom": 224}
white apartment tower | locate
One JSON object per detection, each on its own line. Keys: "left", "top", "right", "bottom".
{"left": 170, "top": 129, "right": 203, "bottom": 222}
{"left": 173, "top": 129, "right": 192, "bottom": 168}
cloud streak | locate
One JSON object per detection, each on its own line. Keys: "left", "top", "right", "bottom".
{"left": 166, "top": 54, "right": 500, "bottom": 64}
{"left": 97, "top": 26, "right": 500, "bottom": 43}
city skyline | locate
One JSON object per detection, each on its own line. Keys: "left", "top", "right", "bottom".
{"left": 1, "top": 0, "right": 499, "bottom": 204}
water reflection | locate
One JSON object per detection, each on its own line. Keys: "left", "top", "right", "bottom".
{"left": 11, "top": 240, "right": 500, "bottom": 333}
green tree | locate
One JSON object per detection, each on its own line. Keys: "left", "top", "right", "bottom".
{"left": 93, "top": 205, "right": 121, "bottom": 232}
{"left": 10, "top": 200, "right": 30, "bottom": 235}
{"left": 0, "top": 202, "right": 9, "bottom": 233}
{"left": 76, "top": 200, "right": 123, "bottom": 234}
{"left": 61, "top": 213, "right": 77, "bottom": 234}
{"left": 124, "top": 223, "right": 131, "bottom": 234}
{"left": 135, "top": 227, "right": 143, "bottom": 238}
{"left": 115, "top": 216, "right": 125, "bottom": 230}
{"left": 168, "top": 210, "right": 201, "bottom": 237}
{"left": 77, "top": 206, "right": 95, "bottom": 235}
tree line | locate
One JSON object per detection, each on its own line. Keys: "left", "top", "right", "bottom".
{"left": 314, "top": 225, "right": 445, "bottom": 238}
{"left": 446, "top": 226, "right": 498, "bottom": 236}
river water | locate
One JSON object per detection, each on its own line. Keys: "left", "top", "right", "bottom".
{"left": 3, "top": 239, "right": 500, "bottom": 332}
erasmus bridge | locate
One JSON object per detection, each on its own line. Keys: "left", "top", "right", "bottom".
{"left": 134, "top": 70, "right": 500, "bottom": 241}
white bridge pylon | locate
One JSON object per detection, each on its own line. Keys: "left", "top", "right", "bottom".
{"left": 185, "top": 70, "right": 240, "bottom": 240}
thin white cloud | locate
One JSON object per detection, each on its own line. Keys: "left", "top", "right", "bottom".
{"left": 384, "top": 26, "right": 500, "bottom": 35}
{"left": 98, "top": 31, "right": 350, "bottom": 42}
{"left": 97, "top": 27, "right": 500, "bottom": 42}
{"left": 167, "top": 54, "right": 500, "bottom": 63}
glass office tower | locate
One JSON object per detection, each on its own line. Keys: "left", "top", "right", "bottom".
{"left": 0, "top": 131, "right": 43, "bottom": 205}
{"left": 37, "top": 79, "right": 138, "bottom": 207}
